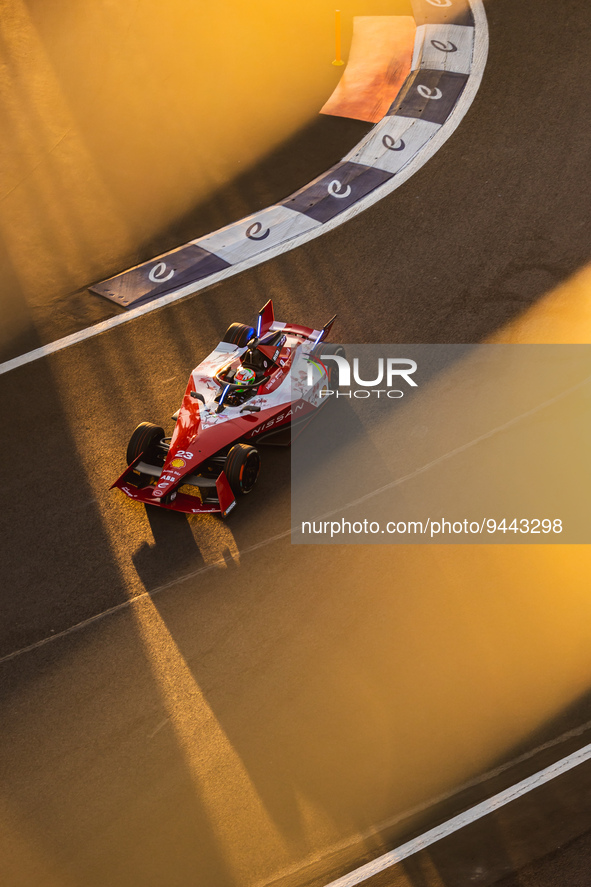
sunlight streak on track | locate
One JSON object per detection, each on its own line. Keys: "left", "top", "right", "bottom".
{"left": 0, "top": 0, "right": 133, "bottom": 311}
{"left": 130, "top": 596, "right": 292, "bottom": 884}
{"left": 488, "top": 262, "right": 591, "bottom": 344}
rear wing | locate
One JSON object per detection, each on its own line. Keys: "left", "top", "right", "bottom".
{"left": 256, "top": 300, "right": 274, "bottom": 337}
{"left": 312, "top": 314, "right": 337, "bottom": 345}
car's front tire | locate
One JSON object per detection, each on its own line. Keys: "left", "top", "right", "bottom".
{"left": 224, "top": 443, "right": 261, "bottom": 495}
{"left": 126, "top": 422, "right": 165, "bottom": 466}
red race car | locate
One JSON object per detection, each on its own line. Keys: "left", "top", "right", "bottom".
{"left": 112, "top": 300, "right": 341, "bottom": 516}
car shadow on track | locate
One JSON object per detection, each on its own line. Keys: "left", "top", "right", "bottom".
{"left": 132, "top": 506, "right": 208, "bottom": 590}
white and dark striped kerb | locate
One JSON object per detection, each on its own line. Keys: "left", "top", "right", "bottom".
{"left": 90, "top": 0, "right": 485, "bottom": 309}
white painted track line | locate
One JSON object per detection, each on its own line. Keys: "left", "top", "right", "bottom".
{"left": 0, "top": 1, "right": 488, "bottom": 379}
{"left": 322, "top": 743, "right": 591, "bottom": 887}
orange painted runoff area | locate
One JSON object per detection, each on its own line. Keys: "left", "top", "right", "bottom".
{"left": 321, "top": 16, "right": 416, "bottom": 123}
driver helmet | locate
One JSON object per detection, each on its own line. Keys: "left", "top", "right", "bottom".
{"left": 234, "top": 366, "right": 256, "bottom": 385}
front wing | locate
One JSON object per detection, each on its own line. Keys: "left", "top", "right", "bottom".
{"left": 111, "top": 458, "right": 237, "bottom": 517}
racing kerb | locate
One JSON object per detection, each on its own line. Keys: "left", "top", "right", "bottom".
{"left": 90, "top": 0, "right": 488, "bottom": 309}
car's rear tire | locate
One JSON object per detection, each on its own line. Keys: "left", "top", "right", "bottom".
{"left": 222, "top": 323, "right": 256, "bottom": 348}
{"left": 126, "top": 422, "right": 165, "bottom": 466}
{"left": 224, "top": 443, "right": 261, "bottom": 495}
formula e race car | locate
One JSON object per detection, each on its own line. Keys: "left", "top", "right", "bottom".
{"left": 111, "top": 300, "right": 341, "bottom": 517}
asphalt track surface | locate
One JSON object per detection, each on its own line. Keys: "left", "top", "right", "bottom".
{"left": 1, "top": 1, "right": 591, "bottom": 885}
